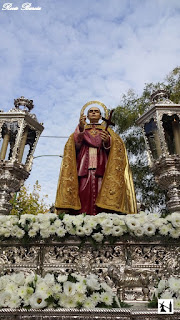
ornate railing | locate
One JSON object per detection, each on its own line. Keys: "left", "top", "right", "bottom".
{"left": 0, "top": 308, "right": 180, "bottom": 320}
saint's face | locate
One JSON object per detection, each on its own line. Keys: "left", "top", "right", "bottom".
{"left": 87, "top": 107, "right": 101, "bottom": 123}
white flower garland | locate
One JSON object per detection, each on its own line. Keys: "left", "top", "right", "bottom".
{"left": 151, "top": 276, "right": 180, "bottom": 309}
{"left": 0, "top": 211, "right": 180, "bottom": 241}
{"left": 0, "top": 272, "right": 120, "bottom": 309}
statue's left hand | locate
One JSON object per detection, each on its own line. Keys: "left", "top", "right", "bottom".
{"left": 100, "top": 130, "right": 110, "bottom": 144}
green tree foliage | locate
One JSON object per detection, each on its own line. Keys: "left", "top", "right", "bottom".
{"left": 113, "top": 67, "right": 180, "bottom": 212}
{"left": 10, "top": 181, "right": 48, "bottom": 215}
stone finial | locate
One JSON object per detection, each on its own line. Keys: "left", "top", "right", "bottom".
{"left": 151, "top": 89, "right": 169, "bottom": 103}
{"left": 14, "top": 96, "right": 34, "bottom": 112}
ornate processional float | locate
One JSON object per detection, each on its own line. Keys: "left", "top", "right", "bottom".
{"left": 0, "top": 98, "right": 179, "bottom": 319}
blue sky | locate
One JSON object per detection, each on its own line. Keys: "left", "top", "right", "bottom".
{"left": 0, "top": 0, "right": 180, "bottom": 206}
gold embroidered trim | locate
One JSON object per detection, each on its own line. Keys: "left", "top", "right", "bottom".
{"left": 96, "top": 128, "right": 137, "bottom": 214}
{"left": 55, "top": 134, "right": 81, "bottom": 210}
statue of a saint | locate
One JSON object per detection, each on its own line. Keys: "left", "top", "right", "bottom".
{"left": 55, "top": 101, "right": 137, "bottom": 215}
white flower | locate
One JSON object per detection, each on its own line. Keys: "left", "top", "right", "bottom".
{"left": 36, "top": 281, "right": 49, "bottom": 293}
{"left": 40, "top": 229, "right": 51, "bottom": 238}
{"left": 40, "top": 221, "right": 51, "bottom": 230}
{"left": 71, "top": 273, "right": 85, "bottom": 282}
{"left": 168, "top": 277, "right": 180, "bottom": 293}
{"left": 26, "top": 286, "right": 34, "bottom": 295}
{"left": 75, "top": 281, "right": 86, "bottom": 294}
{"left": 4, "top": 230, "right": 11, "bottom": 237}
{"left": 63, "top": 215, "right": 73, "bottom": 225}
{"left": 11, "top": 272, "right": 25, "bottom": 285}
{"left": 62, "top": 295, "right": 77, "bottom": 308}
{"left": 65, "top": 225, "right": 76, "bottom": 235}
{"left": 44, "top": 273, "right": 55, "bottom": 286}
{"left": 133, "top": 228, "right": 144, "bottom": 237}
{"left": 0, "top": 271, "right": 118, "bottom": 309}
{"left": 148, "top": 213, "right": 161, "bottom": 221}
{"left": 49, "top": 225, "right": 57, "bottom": 235}
{"left": 101, "top": 282, "right": 113, "bottom": 292}
{"left": 73, "top": 292, "right": 86, "bottom": 303}
{"left": 86, "top": 275, "right": 100, "bottom": 290}
{"left": 111, "top": 217, "right": 121, "bottom": 225}
{"left": 56, "top": 227, "right": 66, "bottom": 237}
{"left": 19, "top": 214, "right": 33, "bottom": 226}
{"left": 52, "top": 283, "right": 62, "bottom": 294}
{"left": 153, "top": 218, "right": 163, "bottom": 228}
{"left": 63, "top": 281, "right": 76, "bottom": 296}
{"left": 138, "top": 214, "right": 147, "bottom": 224}
{"left": 125, "top": 216, "right": 140, "bottom": 230}
{"left": 144, "top": 223, "right": 156, "bottom": 236}
{"left": 0, "top": 292, "right": 12, "bottom": 307}
{"left": 29, "top": 291, "right": 48, "bottom": 309}
{"left": 102, "top": 225, "right": 112, "bottom": 235}
{"left": 30, "top": 222, "right": 40, "bottom": 232}
{"left": 157, "top": 279, "right": 167, "bottom": 293}
{"left": 0, "top": 215, "right": 8, "bottom": 223}
{"left": 100, "top": 291, "right": 113, "bottom": 305}
{"left": 83, "top": 226, "right": 93, "bottom": 236}
{"left": 169, "top": 228, "right": 180, "bottom": 239}
{"left": 28, "top": 229, "right": 38, "bottom": 237}
{"left": 12, "top": 225, "right": 25, "bottom": 238}
{"left": 159, "top": 224, "right": 170, "bottom": 236}
{"left": 24, "top": 272, "right": 36, "bottom": 284}
{"left": 112, "top": 225, "right": 124, "bottom": 236}
{"left": 90, "top": 292, "right": 101, "bottom": 304}
{"left": 52, "top": 219, "right": 62, "bottom": 227}
{"left": 0, "top": 227, "right": 6, "bottom": 236}
{"left": 84, "top": 216, "right": 97, "bottom": 229}
{"left": 7, "top": 296, "right": 22, "bottom": 308}
{"left": 6, "top": 281, "right": 18, "bottom": 293}
{"left": 59, "top": 293, "right": 68, "bottom": 307}
{"left": 76, "top": 226, "right": 85, "bottom": 236}
{"left": 174, "top": 298, "right": 180, "bottom": 309}
{"left": 101, "top": 218, "right": 113, "bottom": 228}
{"left": 92, "top": 232, "right": 104, "bottom": 242}
{"left": 57, "top": 275, "right": 68, "bottom": 283}
{"left": 160, "top": 290, "right": 173, "bottom": 299}
{"left": 72, "top": 215, "right": 85, "bottom": 226}
{"left": 170, "top": 212, "right": 180, "bottom": 228}
{"left": 83, "top": 297, "right": 96, "bottom": 309}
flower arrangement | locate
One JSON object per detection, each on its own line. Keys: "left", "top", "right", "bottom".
{"left": 0, "top": 272, "right": 120, "bottom": 309}
{"left": 149, "top": 276, "right": 180, "bottom": 309}
{"left": 0, "top": 211, "right": 180, "bottom": 241}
